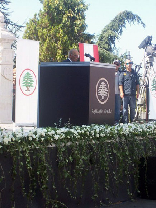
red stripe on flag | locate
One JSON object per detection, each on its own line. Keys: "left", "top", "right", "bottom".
{"left": 93, "top": 45, "right": 99, "bottom": 62}
{"left": 79, "top": 43, "right": 84, "bottom": 62}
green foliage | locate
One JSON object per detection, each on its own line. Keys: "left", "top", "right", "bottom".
{"left": 0, "top": 122, "right": 156, "bottom": 207}
{"left": 98, "top": 48, "right": 117, "bottom": 64}
{"left": 23, "top": 0, "right": 94, "bottom": 62}
{"left": 22, "top": 72, "right": 34, "bottom": 91}
{"left": 151, "top": 76, "right": 156, "bottom": 91}
{"left": 0, "top": 0, "right": 10, "bottom": 13}
{"left": 97, "top": 10, "right": 145, "bottom": 63}
{"left": 0, "top": 0, "right": 24, "bottom": 37}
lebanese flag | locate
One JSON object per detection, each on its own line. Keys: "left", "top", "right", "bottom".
{"left": 79, "top": 43, "right": 99, "bottom": 62}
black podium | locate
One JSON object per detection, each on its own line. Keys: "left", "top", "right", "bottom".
{"left": 38, "top": 62, "right": 115, "bottom": 127}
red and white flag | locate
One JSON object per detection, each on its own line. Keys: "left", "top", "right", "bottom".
{"left": 79, "top": 43, "right": 99, "bottom": 62}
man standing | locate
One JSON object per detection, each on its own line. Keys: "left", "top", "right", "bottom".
{"left": 119, "top": 59, "right": 139, "bottom": 123}
{"left": 62, "top": 49, "right": 79, "bottom": 62}
{"left": 114, "top": 60, "right": 121, "bottom": 124}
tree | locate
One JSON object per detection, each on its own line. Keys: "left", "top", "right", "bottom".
{"left": 22, "top": 72, "right": 34, "bottom": 91}
{"left": 0, "top": 0, "right": 23, "bottom": 37}
{"left": 23, "top": 0, "right": 94, "bottom": 62}
{"left": 97, "top": 10, "right": 145, "bottom": 63}
{"left": 151, "top": 76, "right": 156, "bottom": 92}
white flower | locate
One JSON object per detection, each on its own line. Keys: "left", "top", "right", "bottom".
{"left": 42, "top": 129, "right": 47, "bottom": 133}
{"left": 29, "top": 137, "right": 32, "bottom": 141}
{"left": 41, "top": 132, "right": 45, "bottom": 137}
{"left": 54, "top": 135, "right": 59, "bottom": 140}
{"left": 3, "top": 137, "right": 11, "bottom": 144}
{"left": 16, "top": 133, "right": 23, "bottom": 138}
{"left": 48, "top": 130, "right": 55, "bottom": 136}
{"left": 56, "top": 129, "right": 62, "bottom": 134}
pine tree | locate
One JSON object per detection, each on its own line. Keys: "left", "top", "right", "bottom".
{"left": 0, "top": 0, "right": 23, "bottom": 37}
{"left": 22, "top": 72, "right": 34, "bottom": 91}
{"left": 151, "top": 77, "right": 156, "bottom": 92}
{"left": 97, "top": 10, "right": 145, "bottom": 63}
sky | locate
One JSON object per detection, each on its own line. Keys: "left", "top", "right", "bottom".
{"left": 8, "top": 0, "right": 156, "bottom": 65}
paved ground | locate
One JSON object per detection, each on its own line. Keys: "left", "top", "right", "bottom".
{"left": 102, "top": 198, "right": 156, "bottom": 208}
{"left": 72, "top": 198, "right": 156, "bottom": 208}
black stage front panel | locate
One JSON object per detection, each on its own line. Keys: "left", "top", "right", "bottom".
{"left": 38, "top": 62, "right": 90, "bottom": 127}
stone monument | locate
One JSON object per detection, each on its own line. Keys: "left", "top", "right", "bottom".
{"left": 0, "top": 12, "right": 15, "bottom": 123}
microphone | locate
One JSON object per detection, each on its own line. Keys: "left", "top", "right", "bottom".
{"left": 84, "top": 53, "right": 95, "bottom": 61}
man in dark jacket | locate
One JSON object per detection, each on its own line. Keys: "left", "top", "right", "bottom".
{"left": 119, "top": 59, "right": 139, "bottom": 123}
{"left": 62, "top": 49, "right": 79, "bottom": 62}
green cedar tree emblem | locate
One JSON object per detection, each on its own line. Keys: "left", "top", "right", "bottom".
{"left": 22, "top": 72, "right": 34, "bottom": 91}
{"left": 151, "top": 76, "right": 156, "bottom": 92}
